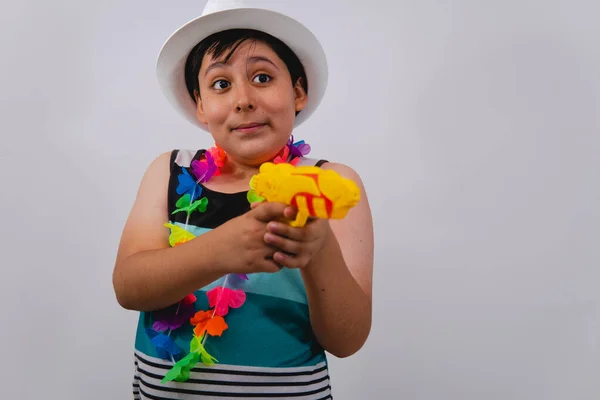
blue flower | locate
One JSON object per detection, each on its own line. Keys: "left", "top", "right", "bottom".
{"left": 146, "top": 329, "right": 183, "bottom": 361}
{"left": 176, "top": 168, "right": 203, "bottom": 202}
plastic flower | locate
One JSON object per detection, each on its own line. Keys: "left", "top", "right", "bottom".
{"left": 176, "top": 168, "right": 203, "bottom": 202}
{"left": 161, "top": 351, "right": 201, "bottom": 383}
{"left": 207, "top": 287, "right": 246, "bottom": 316}
{"left": 152, "top": 302, "right": 196, "bottom": 332}
{"left": 207, "top": 145, "right": 226, "bottom": 168}
{"left": 182, "top": 293, "right": 197, "bottom": 305}
{"left": 191, "top": 151, "right": 220, "bottom": 183}
{"left": 164, "top": 223, "right": 196, "bottom": 247}
{"left": 190, "top": 310, "right": 228, "bottom": 337}
{"left": 273, "top": 146, "right": 290, "bottom": 164}
{"left": 190, "top": 335, "right": 218, "bottom": 365}
{"left": 161, "top": 335, "right": 219, "bottom": 383}
{"left": 287, "top": 136, "right": 311, "bottom": 157}
{"left": 172, "top": 194, "right": 208, "bottom": 216}
{"left": 146, "top": 329, "right": 182, "bottom": 361}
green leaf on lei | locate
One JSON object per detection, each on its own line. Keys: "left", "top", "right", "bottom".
{"left": 172, "top": 194, "right": 208, "bottom": 216}
{"left": 190, "top": 335, "right": 218, "bottom": 366}
{"left": 161, "top": 352, "right": 200, "bottom": 383}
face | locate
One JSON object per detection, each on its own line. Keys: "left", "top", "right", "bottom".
{"left": 196, "top": 40, "right": 307, "bottom": 166}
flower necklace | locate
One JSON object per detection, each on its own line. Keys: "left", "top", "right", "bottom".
{"left": 150, "top": 136, "right": 311, "bottom": 384}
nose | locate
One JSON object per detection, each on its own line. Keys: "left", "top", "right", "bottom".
{"left": 234, "top": 82, "right": 255, "bottom": 112}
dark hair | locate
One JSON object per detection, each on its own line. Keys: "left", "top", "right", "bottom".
{"left": 184, "top": 29, "right": 308, "bottom": 113}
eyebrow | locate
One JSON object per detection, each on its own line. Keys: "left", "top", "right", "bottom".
{"left": 204, "top": 56, "right": 280, "bottom": 77}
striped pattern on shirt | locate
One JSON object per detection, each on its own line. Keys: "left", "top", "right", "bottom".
{"left": 133, "top": 351, "right": 332, "bottom": 399}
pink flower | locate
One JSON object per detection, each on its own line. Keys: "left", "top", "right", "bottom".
{"left": 206, "top": 287, "right": 246, "bottom": 316}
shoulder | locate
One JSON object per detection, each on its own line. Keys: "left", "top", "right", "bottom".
{"left": 132, "top": 151, "right": 173, "bottom": 200}
{"left": 320, "top": 161, "right": 371, "bottom": 219}
{"left": 320, "top": 161, "right": 372, "bottom": 228}
{"left": 320, "top": 162, "right": 366, "bottom": 189}
{"left": 142, "top": 151, "right": 172, "bottom": 178}
{"left": 136, "top": 149, "right": 187, "bottom": 194}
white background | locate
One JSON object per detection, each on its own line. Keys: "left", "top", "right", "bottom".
{"left": 1, "top": 0, "right": 598, "bottom": 399}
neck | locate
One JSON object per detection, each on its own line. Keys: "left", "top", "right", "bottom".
{"left": 220, "top": 157, "right": 260, "bottom": 182}
{"left": 201, "top": 136, "right": 306, "bottom": 187}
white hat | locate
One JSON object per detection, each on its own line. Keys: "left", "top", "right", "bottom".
{"left": 156, "top": 0, "right": 328, "bottom": 131}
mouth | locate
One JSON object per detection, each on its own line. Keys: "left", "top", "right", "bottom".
{"left": 232, "top": 122, "right": 266, "bottom": 134}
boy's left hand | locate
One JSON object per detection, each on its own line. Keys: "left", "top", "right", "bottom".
{"left": 260, "top": 204, "right": 330, "bottom": 270}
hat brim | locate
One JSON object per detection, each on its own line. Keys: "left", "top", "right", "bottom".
{"left": 156, "top": 8, "right": 328, "bottom": 131}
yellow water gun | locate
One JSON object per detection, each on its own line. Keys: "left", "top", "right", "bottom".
{"left": 249, "top": 162, "right": 360, "bottom": 227}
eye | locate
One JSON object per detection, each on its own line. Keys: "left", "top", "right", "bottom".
{"left": 253, "top": 74, "right": 271, "bottom": 84}
{"left": 212, "top": 79, "right": 230, "bottom": 90}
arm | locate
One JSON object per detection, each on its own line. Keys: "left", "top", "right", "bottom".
{"left": 112, "top": 152, "right": 227, "bottom": 312}
{"left": 301, "top": 163, "right": 374, "bottom": 357}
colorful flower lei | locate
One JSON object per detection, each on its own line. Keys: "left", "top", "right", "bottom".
{"left": 150, "top": 136, "right": 311, "bottom": 384}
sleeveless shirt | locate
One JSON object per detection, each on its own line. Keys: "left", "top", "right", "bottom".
{"left": 131, "top": 149, "right": 333, "bottom": 399}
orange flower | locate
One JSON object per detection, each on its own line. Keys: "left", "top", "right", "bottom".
{"left": 190, "top": 310, "right": 228, "bottom": 337}
{"left": 208, "top": 145, "right": 227, "bottom": 168}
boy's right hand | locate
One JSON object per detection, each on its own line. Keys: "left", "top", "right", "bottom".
{"left": 213, "top": 201, "right": 288, "bottom": 275}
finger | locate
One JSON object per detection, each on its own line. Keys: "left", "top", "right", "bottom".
{"left": 252, "top": 202, "right": 288, "bottom": 223}
{"left": 264, "top": 232, "right": 302, "bottom": 255}
{"left": 260, "top": 257, "right": 283, "bottom": 273}
{"left": 260, "top": 249, "right": 284, "bottom": 272}
{"left": 266, "top": 221, "right": 307, "bottom": 241}
{"left": 250, "top": 201, "right": 263, "bottom": 210}
{"left": 273, "top": 251, "right": 305, "bottom": 269}
{"left": 283, "top": 206, "right": 298, "bottom": 220}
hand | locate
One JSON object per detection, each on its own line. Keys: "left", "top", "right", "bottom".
{"left": 261, "top": 205, "right": 331, "bottom": 270}
{"left": 214, "top": 202, "right": 288, "bottom": 275}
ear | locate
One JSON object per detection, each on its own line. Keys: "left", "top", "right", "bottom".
{"left": 194, "top": 90, "right": 208, "bottom": 125}
{"left": 293, "top": 78, "right": 308, "bottom": 112}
